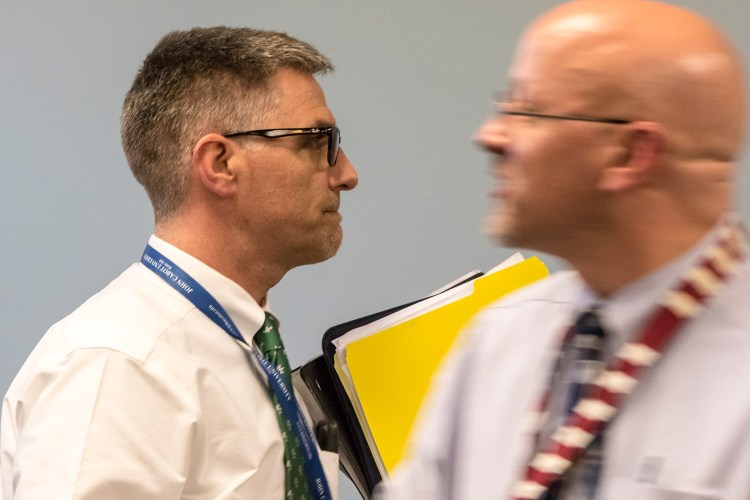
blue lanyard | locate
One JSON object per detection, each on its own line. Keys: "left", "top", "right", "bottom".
{"left": 141, "top": 244, "right": 332, "bottom": 500}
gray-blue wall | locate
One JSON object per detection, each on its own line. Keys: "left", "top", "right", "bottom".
{"left": 3, "top": 2, "right": 749, "bottom": 498}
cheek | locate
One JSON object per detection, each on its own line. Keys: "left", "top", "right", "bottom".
{"left": 508, "top": 149, "right": 555, "bottom": 202}
{"left": 524, "top": 135, "right": 599, "bottom": 190}
{"left": 267, "top": 191, "right": 313, "bottom": 226}
{"left": 253, "top": 171, "right": 314, "bottom": 209}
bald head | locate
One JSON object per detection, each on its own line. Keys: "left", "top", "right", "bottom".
{"left": 478, "top": 1, "right": 748, "bottom": 292}
{"left": 516, "top": 0, "right": 745, "bottom": 161}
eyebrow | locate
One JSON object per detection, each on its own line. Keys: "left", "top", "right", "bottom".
{"left": 308, "top": 118, "right": 336, "bottom": 128}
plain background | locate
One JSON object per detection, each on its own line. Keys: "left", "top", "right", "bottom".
{"left": 2, "top": 1, "right": 749, "bottom": 498}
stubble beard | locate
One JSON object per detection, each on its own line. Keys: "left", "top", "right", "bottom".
{"left": 321, "top": 224, "right": 343, "bottom": 261}
{"left": 300, "top": 223, "right": 343, "bottom": 266}
{"left": 484, "top": 203, "right": 521, "bottom": 247}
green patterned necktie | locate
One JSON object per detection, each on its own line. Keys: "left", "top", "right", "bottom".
{"left": 253, "top": 312, "right": 311, "bottom": 499}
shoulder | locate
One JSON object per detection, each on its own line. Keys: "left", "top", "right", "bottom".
{"left": 449, "top": 271, "right": 581, "bottom": 371}
{"left": 35, "top": 264, "right": 195, "bottom": 365}
{"left": 472, "top": 270, "right": 582, "bottom": 329}
{"left": 5, "top": 263, "right": 210, "bottom": 423}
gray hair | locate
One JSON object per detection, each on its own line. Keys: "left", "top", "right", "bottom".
{"left": 121, "top": 27, "right": 333, "bottom": 221}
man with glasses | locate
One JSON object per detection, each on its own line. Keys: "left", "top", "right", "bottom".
{"left": 378, "top": 1, "right": 749, "bottom": 499}
{"left": 1, "top": 27, "right": 357, "bottom": 499}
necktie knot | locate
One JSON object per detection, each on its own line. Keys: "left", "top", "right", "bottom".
{"left": 570, "top": 308, "right": 607, "bottom": 385}
{"left": 572, "top": 309, "right": 606, "bottom": 360}
{"left": 253, "top": 312, "right": 285, "bottom": 358}
{"left": 574, "top": 309, "right": 606, "bottom": 338}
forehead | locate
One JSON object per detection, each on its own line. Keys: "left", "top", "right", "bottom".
{"left": 507, "top": 19, "right": 619, "bottom": 108}
{"left": 267, "top": 69, "right": 335, "bottom": 127}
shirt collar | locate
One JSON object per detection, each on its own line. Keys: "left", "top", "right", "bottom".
{"left": 147, "top": 235, "right": 267, "bottom": 341}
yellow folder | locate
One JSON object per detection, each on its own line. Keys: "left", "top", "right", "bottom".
{"left": 345, "top": 256, "right": 549, "bottom": 473}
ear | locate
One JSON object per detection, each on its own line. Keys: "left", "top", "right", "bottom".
{"left": 192, "top": 133, "right": 240, "bottom": 197}
{"left": 598, "top": 122, "right": 665, "bottom": 192}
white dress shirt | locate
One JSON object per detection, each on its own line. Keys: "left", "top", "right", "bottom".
{"left": 1, "top": 235, "right": 339, "bottom": 499}
{"left": 378, "top": 223, "right": 750, "bottom": 499}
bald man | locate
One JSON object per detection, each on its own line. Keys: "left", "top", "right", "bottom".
{"left": 377, "top": 1, "right": 749, "bottom": 499}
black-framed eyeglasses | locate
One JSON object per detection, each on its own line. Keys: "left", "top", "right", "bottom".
{"left": 501, "top": 109, "right": 631, "bottom": 125}
{"left": 223, "top": 127, "right": 341, "bottom": 166}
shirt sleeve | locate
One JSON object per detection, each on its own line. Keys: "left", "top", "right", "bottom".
{"left": 8, "top": 347, "right": 196, "bottom": 499}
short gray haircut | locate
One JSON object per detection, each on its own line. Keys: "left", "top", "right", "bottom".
{"left": 121, "top": 27, "right": 333, "bottom": 221}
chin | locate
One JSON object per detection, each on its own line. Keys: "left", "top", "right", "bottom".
{"left": 299, "top": 229, "right": 343, "bottom": 265}
{"left": 323, "top": 233, "right": 343, "bottom": 260}
{"left": 484, "top": 212, "right": 517, "bottom": 246}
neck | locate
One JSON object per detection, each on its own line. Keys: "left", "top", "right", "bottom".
{"left": 565, "top": 213, "right": 723, "bottom": 298}
{"left": 155, "top": 218, "right": 287, "bottom": 305}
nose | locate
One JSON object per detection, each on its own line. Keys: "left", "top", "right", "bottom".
{"left": 474, "top": 118, "right": 508, "bottom": 155}
{"left": 329, "top": 149, "right": 358, "bottom": 191}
